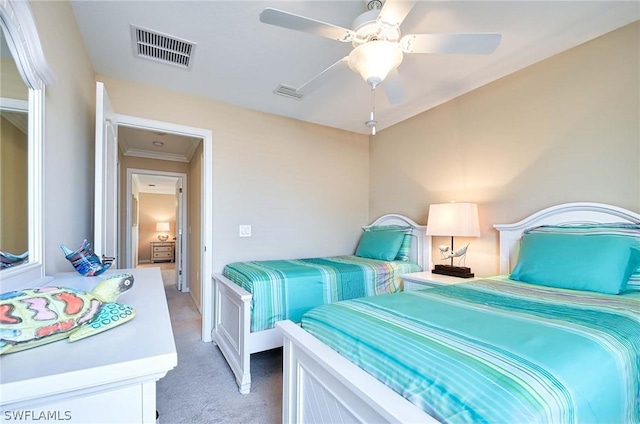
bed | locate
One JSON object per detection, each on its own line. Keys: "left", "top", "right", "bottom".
{"left": 212, "top": 214, "right": 431, "bottom": 394}
{"left": 277, "top": 202, "right": 640, "bottom": 423}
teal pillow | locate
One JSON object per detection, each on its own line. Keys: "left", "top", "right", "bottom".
{"left": 525, "top": 223, "right": 640, "bottom": 292}
{"left": 355, "top": 229, "right": 406, "bottom": 261}
{"left": 365, "top": 225, "right": 412, "bottom": 261}
{"left": 395, "top": 233, "right": 413, "bottom": 261}
{"left": 510, "top": 232, "right": 640, "bottom": 295}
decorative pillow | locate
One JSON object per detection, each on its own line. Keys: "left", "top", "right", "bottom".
{"left": 355, "top": 228, "right": 406, "bottom": 261}
{"left": 365, "top": 225, "right": 413, "bottom": 261}
{"left": 395, "top": 233, "right": 413, "bottom": 261}
{"left": 510, "top": 232, "right": 640, "bottom": 295}
{"left": 526, "top": 223, "right": 640, "bottom": 292}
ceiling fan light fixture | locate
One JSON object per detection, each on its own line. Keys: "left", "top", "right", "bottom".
{"left": 347, "top": 40, "right": 403, "bottom": 86}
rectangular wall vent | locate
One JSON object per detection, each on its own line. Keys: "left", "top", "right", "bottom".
{"left": 131, "top": 25, "right": 196, "bottom": 70}
{"left": 274, "top": 84, "right": 304, "bottom": 100}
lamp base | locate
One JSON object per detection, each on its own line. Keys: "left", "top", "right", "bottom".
{"left": 432, "top": 264, "right": 475, "bottom": 279}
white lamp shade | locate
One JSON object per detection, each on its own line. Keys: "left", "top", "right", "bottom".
{"left": 348, "top": 41, "right": 403, "bottom": 86}
{"left": 426, "top": 203, "right": 480, "bottom": 237}
{"left": 156, "top": 222, "right": 170, "bottom": 232}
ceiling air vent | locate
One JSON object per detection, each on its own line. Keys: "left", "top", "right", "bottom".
{"left": 274, "top": 84, "right": 304, "bottom": 100}
{"left": 131, "top": 25, "right": 196, "bottom": 70}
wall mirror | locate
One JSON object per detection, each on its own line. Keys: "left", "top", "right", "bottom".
{"left": 0, "top": 0, "right": 52, "bottom": 290}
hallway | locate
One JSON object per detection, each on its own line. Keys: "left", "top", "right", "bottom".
{"left": 151, "top": 264, "right": 283, "bottom": 423}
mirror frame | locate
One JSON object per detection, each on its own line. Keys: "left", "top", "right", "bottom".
{"left": 0, "top": 0, "right": 53, "bottom": 290}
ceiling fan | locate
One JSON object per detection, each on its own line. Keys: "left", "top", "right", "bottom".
{"left": 260, "top": 0, "right": 502, "bottom": 134}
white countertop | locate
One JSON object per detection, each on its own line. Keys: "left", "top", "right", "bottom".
{"left": 1, "top": 267, "right": 177, "bottom": 408}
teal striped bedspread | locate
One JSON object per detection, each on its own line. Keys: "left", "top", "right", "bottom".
{"left": 222, "top": 255, "right": 420, "bottom": 332}
{"left": 301, "top": 275, "right": 640, "bottom": 423}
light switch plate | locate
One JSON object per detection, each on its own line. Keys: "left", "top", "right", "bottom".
{"left": 239, "top": 225, "right": 251, "bottom": 237}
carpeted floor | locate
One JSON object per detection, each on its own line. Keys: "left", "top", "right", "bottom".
{"left": 146, "top": 264, "right": 282, "bottom": 424}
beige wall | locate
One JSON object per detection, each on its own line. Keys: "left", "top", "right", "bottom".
{"left": 0, "top": 56, "right": 29, "bottom": 100}
{"left": 370, "top": 22, "right": 640, "bottom": 277}
{"left": 97, "top": 75, "right": 370, "bottom": 275}
{"left": 30, "top": 0, "right": 96, "bottom": 274}
{"left": 138, "top": 193, "right": 176, "bottom": 262}
{"left": 0, "top": 117, "right": 28, "bottom": 253}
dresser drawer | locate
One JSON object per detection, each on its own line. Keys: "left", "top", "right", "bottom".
{"left": 153, "top": 246, "right": 173, "bottom": 253}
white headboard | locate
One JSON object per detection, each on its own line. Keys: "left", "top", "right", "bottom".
{"left": 364, "top": 214, "right": 431, "bottom": 270}
{"left": 494, "top": 202, "right": 640, "bottom": 274}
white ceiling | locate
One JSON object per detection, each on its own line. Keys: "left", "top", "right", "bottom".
{"left": 70, "top": 1, "right": 639, "bottom": 135}
{"left": 133, "top": 173, "right": 179, "bottom": 195}
{"left": 119, "top": 125, "right": 201, "bottom": 162}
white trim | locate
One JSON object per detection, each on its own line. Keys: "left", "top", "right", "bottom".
{"left": 202, "top": 126, "right": 213, "bottom": 342}
{"left": 94, "top": 82, "right": 119, "bottom": 266}
{"left": 116, "top": 113, "right": 214, "bottom": 342}
{"left": 0, "top": 97, "right": 28, "bottom": 138}
{"left": 494, "top": 202, "right": 640, "bottom": 273}
{"left": 0, "top": 1, "right": 50, "bottom": 291}
{"left": 278, "top": 320, "right": 438, "bottom": 424}
{"left": 122, "top": 148, "right": 191, "bottom": 163}
{"left": 0, "top": 97, "right": 29, "bottom": 112}
{"left": 0, "top": 0, "right": 54, "bottom": 89}
{"left": 174, "top": 176, "right": 187, "bottom": 292}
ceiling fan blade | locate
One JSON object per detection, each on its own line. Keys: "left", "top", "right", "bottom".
{"left": 377, "top": 0, "right": 416, "bottom": 28}
{"left": 381, "top": 69, "right": 405, "bottom": 105}
{"left": 401, "top": 33, "right": 502, "bottom": 55}
{"left": 297, "top": 57, "right": 349, "bottom": 95}
{"left": 260, "top": 8, "right": 355, "bottom": 42}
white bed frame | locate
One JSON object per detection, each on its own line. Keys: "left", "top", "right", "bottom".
{"left": 277, "top": 202, "right": 640, "bottom": 423}
{"left": 212, "top": 214, "right": 430, "bottom": 394}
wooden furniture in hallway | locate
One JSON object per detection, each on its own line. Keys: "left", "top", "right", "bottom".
{"left": 151, "top": 241, "right": 175, "bottom": 263}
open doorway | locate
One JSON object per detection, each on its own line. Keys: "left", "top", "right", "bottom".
{"left": 96, "top": 86, "right": 214, "bottom": 340}
{"left": 116, "top": 121, "right": 205, "bottom": 312}
{"left": 128, "top": 171, "right": 186, "bottom": 292}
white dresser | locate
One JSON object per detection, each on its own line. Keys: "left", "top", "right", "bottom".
{"left": 151, "top": 241, "right": 175, "bottom": 263}
{"left": 0, "top": 268, "right": 177, "bottom": 423}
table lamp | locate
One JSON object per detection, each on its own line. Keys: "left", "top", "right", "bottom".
{"left": 156, "top": 222, "right": 170, "bottom": 242}
{"left": 426, "top": 202, "right": 480, "bottom": 278}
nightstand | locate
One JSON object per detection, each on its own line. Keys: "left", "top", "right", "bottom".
{"left": 402, "top": 271, "right": 470, "bottom": 291}
{"left": 151, "top": 241, "right": 175, "bottom": 263}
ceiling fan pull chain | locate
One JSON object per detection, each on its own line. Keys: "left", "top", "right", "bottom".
{"left": 366, "top": 84, "right": 377, "bottom": 135}
{"left": 371, "top": 84, "right": 376, "bottom": 121}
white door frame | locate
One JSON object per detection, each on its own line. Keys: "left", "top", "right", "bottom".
{"left": 95, "top": 82, "right": 119, "bottom": 267}
{"left": 117, "top": 114, "right": 214, "bottom": 343}
{"left": 174, "top": 177, "right": 185, "bottom": 292}
{"left": 125, "top": 169, "right": 187, "bottom": 289}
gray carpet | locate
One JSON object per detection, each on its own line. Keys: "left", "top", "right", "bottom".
{"left": 156, "top": 269, "right": 282, "bottom": 424}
